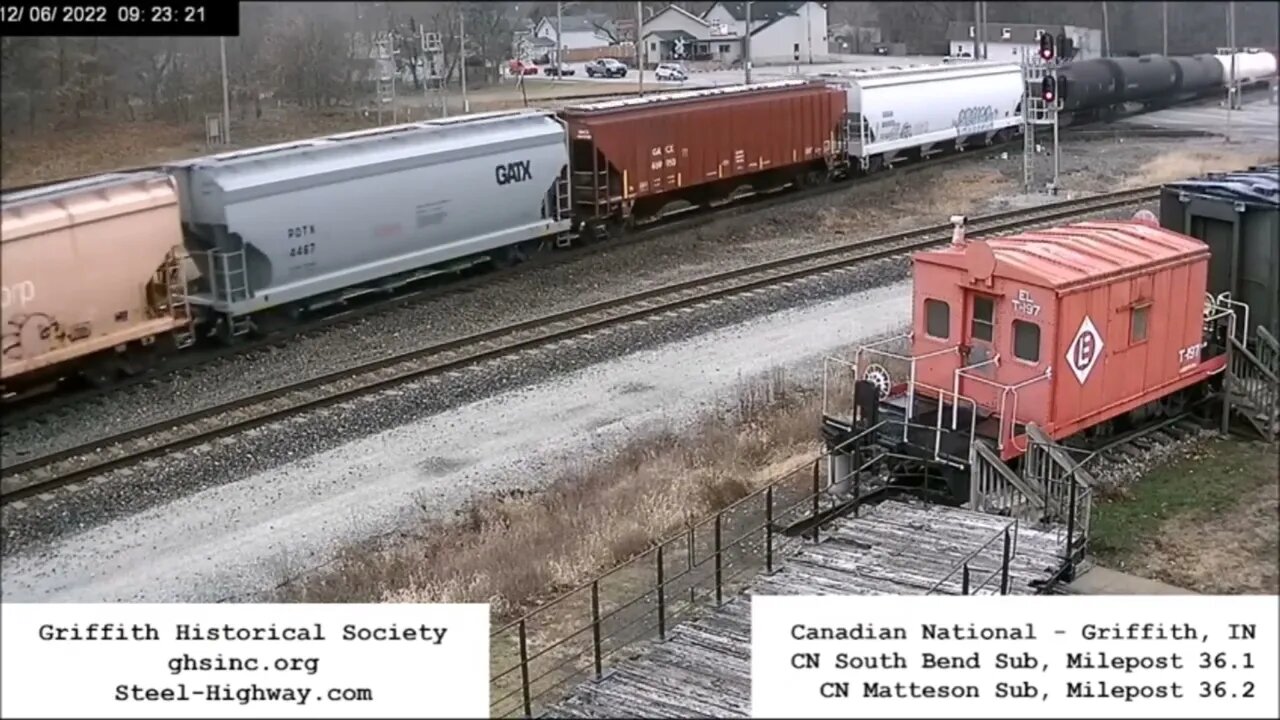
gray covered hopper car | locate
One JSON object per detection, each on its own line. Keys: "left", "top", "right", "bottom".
{"left": 168, "top": 110, "right": 572, "bottom": 336}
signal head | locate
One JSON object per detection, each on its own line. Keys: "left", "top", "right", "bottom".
{"left": 1039, "top": 33, "right": 1054, "bottom": 60}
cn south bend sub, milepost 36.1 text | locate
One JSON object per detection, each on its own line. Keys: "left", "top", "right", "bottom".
{"left": 753, "top": 596, "right": 1278, "bottom": 719}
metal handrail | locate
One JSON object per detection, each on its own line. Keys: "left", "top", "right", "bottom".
{"left": 925, "top": 519, "right": 1019, "bottom": 596}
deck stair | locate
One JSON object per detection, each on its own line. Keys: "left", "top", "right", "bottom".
{"left": 1226, "top": 326, "right": 1280, "bottom": 441}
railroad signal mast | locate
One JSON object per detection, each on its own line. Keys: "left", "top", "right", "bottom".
{"left": 1021, "top": 32, "right": 1071, "bottom": 195}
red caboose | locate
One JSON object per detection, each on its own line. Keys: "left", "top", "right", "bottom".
{"left": 851, "top": 219, "right": 1237, "bottom": 464}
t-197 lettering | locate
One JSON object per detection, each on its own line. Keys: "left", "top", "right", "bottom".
{"left": 495, "top": 160, "right": 532, "bottom": 185}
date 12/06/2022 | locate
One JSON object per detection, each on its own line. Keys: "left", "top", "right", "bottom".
{"left": 0, "top": 3, "right": 238, "bottom": 37}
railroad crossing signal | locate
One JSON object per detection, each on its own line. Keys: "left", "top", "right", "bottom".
{"left": 1039, "top": 33, "right": 1054, "bottom": 61}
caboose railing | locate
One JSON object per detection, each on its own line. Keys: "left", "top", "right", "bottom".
{"left": 954, "top": 359, "right": 1053, "bottom": 454}
{"left": 823, "top": 337, "right": 982, "bottom": 463}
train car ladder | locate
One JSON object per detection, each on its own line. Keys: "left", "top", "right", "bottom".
{"left": 212, "top": 249, "right": 252, "bottom": 337}
{"left": 554, "top": 170, "right": 571, "bottom": 221}
{"left": 162, "top": 249, "right": 196, "bottom": 349}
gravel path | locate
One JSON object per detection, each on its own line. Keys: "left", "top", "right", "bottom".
{"left": 5, "top": 135, "right": 1270, "bottom": 467}
{"left": 1, "top": 280, "right": 914, "bottom": 602}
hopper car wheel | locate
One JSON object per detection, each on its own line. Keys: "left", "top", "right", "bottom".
{"left": 494, "top": 240, "right": 537, "bottom": 268}
{"left": 867, "top": 156, "right": 884, "bottom": 174}
{"left": 83, "top": 359, "right": 119, "bottom": 390}
{"left": 253, "top": 306, "right": 301, "bottom": 336}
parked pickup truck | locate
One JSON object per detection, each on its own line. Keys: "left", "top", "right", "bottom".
{"left": 585, "top": 58, "right": 628, "bottom": 78}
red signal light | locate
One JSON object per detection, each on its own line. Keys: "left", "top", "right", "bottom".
{"left": 1042, "top": 76, "right": 1057, "bottom": 103}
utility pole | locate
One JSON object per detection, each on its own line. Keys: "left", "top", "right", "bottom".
{"left": 219, "top": 36, "right": 230, "bottom": 144}
{"left": 805, "top": 0, "right": 812, "bottom": 63}
{"left": 744, "top": 1, "right": 751, "bottom": 84}
{"left": 636, "top": 0, "right": 644, "bottom": 96}
{"left": 1101, "top": 1, "right": 1110, "bottom": 57}
{"left": 973, "top": 1, "right": 980, "bottom": 59}
{"left": 1162, "top": 1, "right": 1168, "bottom": 55}
{"left": 555, "top": 0, "right": 563, "bottom": 83}
{"left": 1223, "top": 1, "right": 1233, "bottom": 140}
{"left": 460, "top": 7, "right": 470, "bottom": 113}
{"left": 981, "top": 1, "right": 988, "bottom": 59}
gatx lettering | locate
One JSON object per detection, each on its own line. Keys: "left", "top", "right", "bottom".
{"left": 495, "top": 160, "right": 532, "bottom": 186}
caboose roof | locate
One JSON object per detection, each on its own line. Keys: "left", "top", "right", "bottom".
{"left": 913, "top": 220, "right": 1210, "bottom": 291}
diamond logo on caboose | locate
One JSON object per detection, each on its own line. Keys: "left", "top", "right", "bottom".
{"left": 1066, "top": 315, "right": 1104, "bottom": 384}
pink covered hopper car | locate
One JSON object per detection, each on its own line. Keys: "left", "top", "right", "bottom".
{"left": 1, "top": 172, "right": 194, "bottom": 396}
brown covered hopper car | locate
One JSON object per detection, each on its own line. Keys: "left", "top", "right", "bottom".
{"left": 558, "top": 79, "right": 847, "bottom": 233}
{"left": 1, "top": 172, "right": 193, "bottom": 395}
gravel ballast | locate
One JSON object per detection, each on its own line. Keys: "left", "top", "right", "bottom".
{"left": 2, "top": 276, "right": 915, "bottom": 602}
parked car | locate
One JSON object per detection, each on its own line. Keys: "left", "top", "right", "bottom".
{"left": 543, "top": 63, "right": 576, "bottom": 77}
{"left": 585, "top": 58, "right": 628, "bottom": 78}
{"left": 655, "top": 63, "right": 689, "bottom": 82}
{"left": 508, "top": 60, "right": 538, "bottom": 76}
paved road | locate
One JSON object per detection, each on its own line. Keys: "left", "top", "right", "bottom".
{"left": 512, "top": 53, "right": 952, "bottom": 91}
{"left": 1068, "top": 566, "right": 1197, "bottom": 595}
{"left": 1116, "top": 92, "right": 1280, "bottom": 144}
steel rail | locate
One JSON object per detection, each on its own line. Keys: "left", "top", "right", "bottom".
{"left": 0, "top": 186, "right": 1160, "bottom": 504}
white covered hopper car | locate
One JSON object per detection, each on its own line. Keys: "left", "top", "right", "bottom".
{"left": 1213, "top": 49, "right": 1279, "bottom": 87}
{"left": 818, "top": 62, "right": 1025, "bottom": 171}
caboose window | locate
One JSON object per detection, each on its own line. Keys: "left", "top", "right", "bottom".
{"left": 1131, "top": 305, "right": 1150, "bottom": 343}
{"left": 970, "top": 295, "right": 995, "bottom": 342}
{"left": 925, "top": 299, "right": 950, "bottom": 339}
{"left": 1013, "top": 320, "right": 1041, "bottom": 363}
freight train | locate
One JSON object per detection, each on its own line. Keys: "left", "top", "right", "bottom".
{"left": 1051, "top": 49, "right": 1278, "bottom": 123}
{"left": 2, "top": 52, "right": 1276, "bottom": 399}
{"left": 822, "top": 164, "right": 1279, "bottom": 507}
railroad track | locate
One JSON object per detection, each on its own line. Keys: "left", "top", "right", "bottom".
{"left": 0, "top": 186, "right": 1160, "bottom": 505}
{"left": 7, "top": 82, "right": 1249, "bottom": 421}
{"left": 1, "top": 126, "right": 1032, "bottom": 425}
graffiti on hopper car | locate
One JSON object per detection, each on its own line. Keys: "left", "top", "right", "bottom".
{"left": 2, "top": 312, "right": 66, "bottom": 360}
{"left": 1, "top": 280, "right": 36, "bottom": 310}
{"left": 955, "top": 105, "right": 997, "bottom": 135}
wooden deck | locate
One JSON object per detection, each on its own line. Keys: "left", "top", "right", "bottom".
{"left": 546, "top": 498, "right": 1067, "bottom": 719}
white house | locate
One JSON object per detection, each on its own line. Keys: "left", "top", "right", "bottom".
{"left": 640, "top": 4, "right": 741, "bottom": 64}
{"left": 640, "top": 1, "right": 829, "bottom": 66}
{"left": 946, "top": 21, "right": 1101, "bottom": 62}
{"left": 534, "top": 12, "right": 617, "bottom": 52}
{"left": 702, "top": 1, "right": 828, "bottom": 65}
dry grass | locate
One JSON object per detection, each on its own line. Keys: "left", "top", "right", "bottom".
{"left": 0, "top": 82, "right": 633, "bottom": 188}
{"left": 1121, "top": 147, "right": 1280, "bottom": 188}
{"left": 815, "top": 166, "right": 1011, "bottom": 237}
{"left": 275, "top": 364, "right": 846, "bottom": 617}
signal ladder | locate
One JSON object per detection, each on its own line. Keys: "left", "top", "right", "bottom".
{"left": 374, "top": 33, "right": 399, "bottom": 125}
